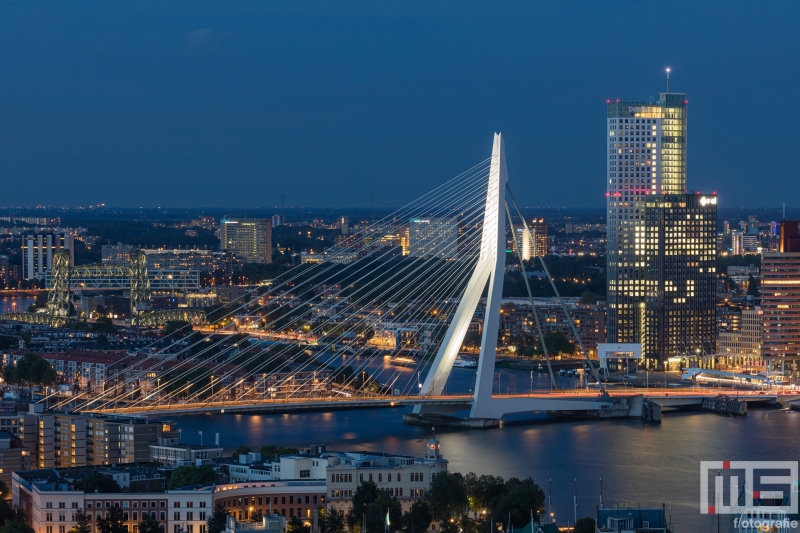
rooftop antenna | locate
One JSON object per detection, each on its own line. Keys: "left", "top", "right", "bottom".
{"left": 783, "top": 202, "right": 786, "bottom": 220}
{"left": 666, "top": 67, "right": 671, "bottom": 93}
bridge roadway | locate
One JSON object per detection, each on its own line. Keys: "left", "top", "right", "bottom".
{"left": 79, "top": 389, "right": 783, "bottom": 417}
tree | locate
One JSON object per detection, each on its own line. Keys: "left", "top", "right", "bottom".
{"left": 0, "top": 480, "right": 8, "bottom": 500}
{"left": 491, "top": 478, "right": 545, "bottom": 530}
{"left": 73, "top": 472, "right": 122, "bottom": 494}
{"left": 747, "top": 274, "right": 760, "bottom": 297}
{"left": 349, "top": 481, "right": 380, "bottom": 530}
{"left": 574, "top": 517, "right": 595, "bottom": 533}
{"left": 0, "top": 500, "right": 20, "bottom": 528}
{"left": 287, "top": 516, "right": 310, "bottom": 533}
{"left": 0, "top": 336, "right": 17, "bottom": 351}
{"left": 347, "top": 482, "right": 402, "bottom": 533}
{"left": 71, "top": 509, "right": 92, "bottom": 533}
{"left": 464, "top": 474, "right": 507, "bottom": 515}
{"left": 92, "top": 317, "right": 117, "bottom": 333}
{"left": 232, "top": 445, "right": 252, "bottom": 457}
{"left": 366, "top": 491, "right": 402, "bottom": 533}
{"left": 426, "top": 472, "right": 468, "bottom": 521}
{"left": 3, "top": 353, "right": 58, "bottom": 396}
{"left": 0, "top": 522, "right": 34, "bottom": 533}
{"left": 461, "top": 331, "right": 482, "bottom": 352}
{"left": 539, "top": 331, "right": 574, "bottom": 357}
{"left": 164, "top": 320, "right": 191, "bottom": 336}
{"left": 207, "top": 503, "right": 228, "bottom": 533}
{"left": 325, "top": 506, "right": 345, "bottom": 533}
{"left": 168, "top": 465, "right": 219, "bottom": 489}
{"left": 95, "top": 305, "right": 107, "bottom": 317}
{"left": 579, "top": 291, "right": 604, "bottom": 305}
{"left": 401, "top": 500, "right": 432, "bottom": 533}
{"left": 138, "top": 511, "right": 162, "bottom": 533}
{"left": 250, "top": 509, "right": 263, "bottom": 523}
{"left": 260, "top": 445, "right": 300, "bottom": 458}
{"left": 97, "top": 507, "right": 127, "bottom": 533}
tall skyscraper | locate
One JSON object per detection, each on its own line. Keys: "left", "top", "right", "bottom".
{"left": 519, "top": 218, "right": 548, "bottom": 260}
{"left": 220, "top": 218, "right": 272, "bottom": 264}
{"left": 642, "top": 193, "right": 718, "bottom": 362}
{"left": 522, "top": 218, "right": 549, "bottom": 257}
{"left": 21, "top": 233, "right": 74, "bottom": 280}
{"left": 606, "top": 89, "right": 688, "bottom": 345}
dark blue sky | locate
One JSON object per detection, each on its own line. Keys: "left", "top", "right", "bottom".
{"left": 1, "top": 1, "right": 798, "bottom": 209}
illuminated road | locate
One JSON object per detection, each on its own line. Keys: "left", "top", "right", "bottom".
{"left": 79, "top": 389, "right": 786, "bottom": 416}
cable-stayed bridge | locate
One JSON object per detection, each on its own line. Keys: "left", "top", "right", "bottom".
{"left": 44, "top": 134, "right": 780, "bottom": 425}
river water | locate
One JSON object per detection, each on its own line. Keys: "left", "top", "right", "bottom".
{"left": 0, "top": 295, "right": 36, "bottom": 313}
{"left": 165, "top": 365, "right": 800, "bottom": 532}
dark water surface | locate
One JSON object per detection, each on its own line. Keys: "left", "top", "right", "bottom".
{"left": 167, "top": 366, "right": 800, "bottom": 531}
{"left": 0, "top": 295, "right": 35, "bottom": 313}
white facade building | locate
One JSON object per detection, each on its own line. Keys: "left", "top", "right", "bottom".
{"left": 326, "top": 437, "right": 448, "bottom": 513}
{"left": 718, "top": 308, "right": 763, "bottom": 367}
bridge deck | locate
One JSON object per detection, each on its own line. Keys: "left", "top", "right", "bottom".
{"left": 79, "top": 390, "right": 782, "bottom": 417}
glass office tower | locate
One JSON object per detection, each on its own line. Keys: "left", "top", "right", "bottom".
{"left": 643, "top": 193, "right": 718, "bottom": 365}
{"left": 606, "top": 92, "right": 688, "bottom": 347}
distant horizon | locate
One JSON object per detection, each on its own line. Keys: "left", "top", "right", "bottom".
{"left": 2, "top": 205, "right": 799, "bottom": 217}
{"left": 3, "top": 2, "right": 800, "bottom": 208}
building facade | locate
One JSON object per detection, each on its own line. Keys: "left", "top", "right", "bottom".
{"left": 214, "top": 481, "right": 326, "bottom": 522}
{"left": 717, "top": 308, "right": 763, "bottom": 368}
{"left": 641, "top": 194, "right": 717, "bottom": 363}
{"left": 220, "top": 218, "right": 272, "bottom": 264}
{"left": 13, "top": 469, "right": 212, "bottom": 533}
{"left": 101, "top": 243, "right": 135, "bottom": 265}
{"left": 21, "top": 234, "right": 75, "bottom": 280}
{"left": 518, "top": 218, "right": 548, "bottom": 260}
{"left": 408, "top": 218, "right": 459, "bottom": 259}
{"left": 12, "top": 408, "right": 166, "bottom": 469}
{"left": 326, "top": 437, "right": 447, "bottom": 514}
{"left": 762, "top": 251, "right": 800, "bottom": 364}
{"left": 606, "top": 91, "right": 688, "bottom": 347}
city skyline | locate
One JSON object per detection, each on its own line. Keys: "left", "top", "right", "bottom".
{"left": 2, "top": 1, "right": 800, "bottom": 208}
{"left": 2, "top": 4, "right": 800, "bottom": 533}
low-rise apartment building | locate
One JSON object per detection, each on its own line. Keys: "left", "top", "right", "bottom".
{"left": 327, "top": 437, "right": 448, "bottom": 513}
{"left": 150, "top": 440, "right": 224, "bottom": 467}
{"left": 13, "top": 406, "right": 167, "bottom": 468}
{"left": 12, "top": 468, "right": 212, "bottom": 533}
{"left": 0, "top": 430, "right": 31, "bottom": 488}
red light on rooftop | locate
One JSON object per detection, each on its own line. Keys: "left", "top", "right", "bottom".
{"left": 685, "top": 100, "right": 688, "bottom": 104}
{"left": 616, "top": 99, "right": 620, "bottom": 103}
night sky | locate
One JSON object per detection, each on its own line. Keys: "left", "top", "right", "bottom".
{"left": 1, "top": 1, "right": 798, "bottom": 209}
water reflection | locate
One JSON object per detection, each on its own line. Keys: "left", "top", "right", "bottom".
{"left": 168, "top": 405, "right": 800, "bottom": 531}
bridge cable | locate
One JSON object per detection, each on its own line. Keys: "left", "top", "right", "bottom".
{"left": 504, "top": 201, "right": 558, "bottom": 391}
{"left": 506, "top": 184, "right": 607, "bottom": 394}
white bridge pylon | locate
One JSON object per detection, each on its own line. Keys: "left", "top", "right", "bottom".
{"left": 415, "top": 133, "right": 507, "bottom": 419}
